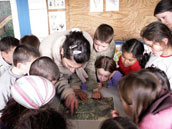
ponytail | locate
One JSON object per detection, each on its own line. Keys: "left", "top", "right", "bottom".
{"left": 139, "top": 52, "right": 150, "bottom": 68}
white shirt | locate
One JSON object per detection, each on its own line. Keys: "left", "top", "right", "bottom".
{"left": 0, "top": 53, "right": 10, "bottom": 77}
{"left": 145, "top": 54, "right": 172, "bottom": 90}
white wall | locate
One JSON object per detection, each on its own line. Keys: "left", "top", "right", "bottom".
{"left": 10, "top": 0, "right": 20, "bottom": 39}
{"left": 28, "top": 0, "right": 49, "bottom": 41}
{"left": 10, "top": 0, "right": 49, "bottom": 40}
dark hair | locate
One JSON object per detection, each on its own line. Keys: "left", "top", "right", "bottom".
{"left": 1, "top": 98, "right": 29, "bottom": 129}
{"left": 1, "top": 98, "right": 66, "bottom": 129}
{"left": 140, "top": 21, "right": 172, "bottom": 47}
{"left": 100, "top": 117, "right": 138, "bottom": 129}
{"left": 95, "top": 56, "right": 116, "bottom": 73}
{"left": 118, "top": 71, "right": 162, "bottom": 123}
{"left": 20, "top": 34, "right": 40, "bottom": 49}
{"left": 63, "top": 31, "right": 90, "bottom": 64}
{"left": 13, "top": 45, "right": 40, "bottom": 66}
{"left": 29, "top": 56, "right": 60, "bottom": 82}
{"left": 14, "top": 108, "right": 68, "bottom": 129}
{"left": 122, "top": 38, "right": 149, "bottom": 68}
{"left": 0, "top": 36, "right": 19, "bottom": 52}
{"left": 94, "top": 24, "right": 114, "bottom": 43}
{"left": 146, "top": 67, "right": 171, "bottom": 91}
{"left": 154, "top": 0, "right": 172, "bottom": 16}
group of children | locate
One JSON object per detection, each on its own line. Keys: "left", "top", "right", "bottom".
{"left": 0, "top": 0, "right": 172, "bottom": 128}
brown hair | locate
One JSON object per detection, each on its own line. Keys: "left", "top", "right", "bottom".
{"left": 154, "top": 0, "right": 172, "bottom": 16}
{"left": 29, "top": 56, "right": 60, "bottom": 82}
{"left": 14, "top": 108, "right": 68, "bottom": 129}
{"left": 100, "top": 117, "right": 138, "bottom": 129}
{"left": 20, "top": 34, "right": 40, "bottom": 49}
{"left": 118, "top": 70, "right": 162, "bottom": 123}
{"left": 13, "top": 45, "right": 40, "bottom": 66}
{"left": 95, "top": 56, "right": 116, "bottom": 73}
{"left": 0, "top": 36, "right": 19, "bottom": 52}
{"left": 94, "top": 24, "right": 114, "bottom": 44}
{"left": 140, "top": 21, "right": 172, "bottom": 47}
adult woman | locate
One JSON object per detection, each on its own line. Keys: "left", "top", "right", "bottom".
{"left": 39, "top": 30, "right": 93, "bottom": 115}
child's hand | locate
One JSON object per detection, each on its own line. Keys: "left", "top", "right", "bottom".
{"left": 92, "top": 90, "right": 104, "bottom": 99}
{"left": 97, "top": 82, "right": 102, "bottom": 89}
{"left": 111, "top": 110, "right": 119, "bottom": 118}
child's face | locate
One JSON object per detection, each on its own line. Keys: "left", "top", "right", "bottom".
{"left": 94, "top": 40, "right": 110, "bottom": 52}
{"left": 96, "top": 68, "right": 111, "bottom": 82}
{"left": 144, "top": 38, "right": 165, "bottom": 56}
{"left": 120, "top": 94, "right": 133, "bottom": 117}
{"left": 155, "top": 11, "right": 172, "bottom": 28}
{"left": 62, "top": 57, "right": 82, "bottom": 73}
{"left": 121, "top": 52, "right": 137, "bottom": 67}
{"left": 2, "top": 47, "right": 16, "bottom": 65}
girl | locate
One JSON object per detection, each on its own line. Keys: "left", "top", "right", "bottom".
{"left": 118, "top": 38, "right": 149, "bottom": 75}
{"left": 146, "top": 67, "right": 171, "bottom": 92}
{"left": 0, "top": 75, "right": 56, "bottom": 129}
{"left": 141, "top": 21, "right": 172, "bottom": 89}
{"left": 116, "top": 70, "right": 172, "bottom": 129}
{"left": 154, "top": 0, "right": 172, "bottom": 29}
{"left": 100, "top": 116, "right": 138, "bottom": 129}
{"left": 92, "top": 56, "right": 122, "bottom": 99}
{"left": 14, "top": 108, "right": 68, "bottom": 129}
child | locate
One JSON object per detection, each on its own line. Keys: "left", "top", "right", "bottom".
{"left": 20, "top": 34, "right": 40, "bottom": 49}
{"left": 118, "top": 38, "right": 149, "bottom": 75}
{"left": 113, "top": 70, "right": 172, "bottom": 129}
{"left": 0, "top": 45, "right": 40, "bottom": 114}
{"left": 154, "top": 0, "right": 172, "bottom": 29}
{"left": 146, "top": 67, "right": 171, "bottom": 91}
{"left": 100, "top": 116, "right": 138, "bottom": 129}
{"left": 91, "top": 56, "right": 122, "bottom": 99}
{"left": 14, "top": 108, "right": 68, "bottom": 129}
{"left": 29, "top": 56, "right": 76, "bottom": 112}
{"left": 39, "top": 30, "right": 92, "bottom": 115}
{"left": 29, "top": 56, "right": 60, "bottom": 84}
{"left": 0, "top": 75, "right": 56, "bottom": 129}
{"left": 0, "top": 36, "right": 19, "bottom": 76}
{"left": 85, "top": 24, "right": 116, "bottom": 90}
{"left": 140, "top": 21, "right": 172, "bottom": 89}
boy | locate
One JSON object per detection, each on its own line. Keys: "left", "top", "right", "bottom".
{"left": 0, "top": 45, "right": 40, "bottom": 115}
{"left": 29, "top": 56, "right": 75, "bottom": 109}
{"left": 20, "top": 34, "right": 40, "bottom": 49}
{"left": 85, "top": 24, "right": 116, "bottom": 91}
{"left": 0, "top": 36, "right": 19, "bottom": 77}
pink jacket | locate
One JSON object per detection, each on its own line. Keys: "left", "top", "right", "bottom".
{"left": 139, "top": 106, "right": 172, "bottom": 129}
{"left": 139, "top": 92, "right": 172, "bottom": 129}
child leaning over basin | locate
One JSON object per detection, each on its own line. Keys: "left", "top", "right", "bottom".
{"left": 117, "top": 38, "right": 149, "bottom": 75}
{"left": 82, "top": 56, "right": 122, "bottom": 99}
{"left": 111, "top": 70, "right": 172, "bottom": 129}
{"left": 85, "top": 24, "right": 116, "bottom": 91}
{"left": 141, "top": 21, "right": 172, "bottom": 89}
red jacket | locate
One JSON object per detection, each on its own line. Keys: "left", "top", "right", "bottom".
{"left": 118, "top": 55, "right": 141, "bottom": 75}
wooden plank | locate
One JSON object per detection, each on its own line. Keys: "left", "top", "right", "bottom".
{"left": 47, "top": 0, "right": 160, "bottom": 40}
